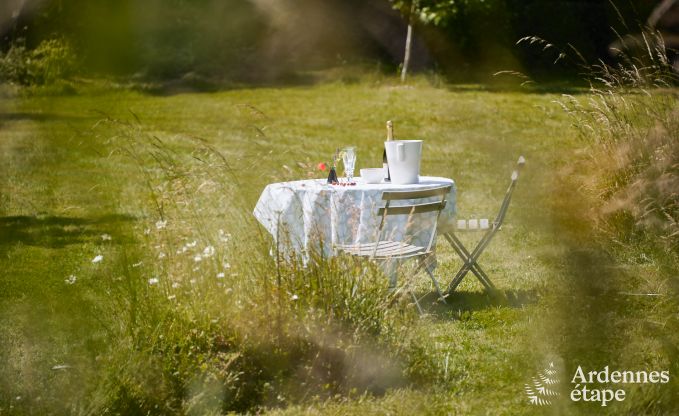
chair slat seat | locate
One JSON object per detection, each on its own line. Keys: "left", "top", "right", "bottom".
{"left": 335, "top": 183, "right": 452, "bottom": 313}
{"left": 336, "top": 241, "right": 429, "bottom": 259}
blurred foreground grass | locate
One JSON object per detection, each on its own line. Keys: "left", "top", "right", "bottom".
{"left": 1, "top": 79, "right": 678, "bottom": 414}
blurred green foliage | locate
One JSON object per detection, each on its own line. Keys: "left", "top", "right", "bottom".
{"left": 0, "top": 37, "right": 75, "bottom": 85}
{"left": 388, "top": 0, "right": 659, "bottom": 80}
{"left": 0, "top": 0, "right": 662, "bottom": 83}
{"left": 8, "top": 0, "right": 266, "bottom": 80}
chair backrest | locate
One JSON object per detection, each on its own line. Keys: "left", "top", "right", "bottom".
{"left": 493, "top": 155, "right": 525, "bottom": 228}
{"left": 374, "top": 185, "right": 452, "bottom": 255}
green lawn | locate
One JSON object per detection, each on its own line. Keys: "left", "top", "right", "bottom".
{"left": 1, "top": 80, "right": 677, "bottom": 415}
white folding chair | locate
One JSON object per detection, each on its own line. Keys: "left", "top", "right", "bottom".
{"left": 443, "top": 156, "right": 526, "bottom": 294}
{"left": 336, "top": 185, "right": 452, "bottom": 313}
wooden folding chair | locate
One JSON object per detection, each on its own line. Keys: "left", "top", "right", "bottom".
{"left": 443, "top": 156, "right": 526, "bottom": 294}
{"left": 336, "top": 185, "right": 452, "bottom": 314}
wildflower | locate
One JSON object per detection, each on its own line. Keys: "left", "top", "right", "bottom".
{"left": 167, "top": 295, "right": 176, "bottom": 301}
{"left": 101, "top": 234, "right": 112, "bottom": 241}
{"left": 218, "top": 229, "right": 231, "bottom": 242}
{"left": 203, "top": 245, "right": 215, "bottom": 257}
{"left": 317, "top": 162, "right": 327, "bottom": 171}
{"left": 65, "top": 275, "right": 77, "bottom": 285}
{"left": 92, "top": 255, "right": 103, "bottom": 263}
{"left": 216, "top": 272, "right": 225, "bottom": 279}
{"left": 187, "top": 240, "right": 197, "bottom": 248}
{"left": 291, "top": 294, "right": 299, "bottom": 301}
{"left": 158, "top": 252, "right": 166, "bottom": 259}
{"left": 155, "top": 219, "right": 167, "bottom": 230}
{"left": 189, "top": 278, "right": 197, "bottom": 285}
{"left": 148, "top": 277, "right": 159, "bottom": 285}
{"left": 193, "top": 254, "right": 202, "bottom": 262}
{"left": 144, "top": 228, "right": 151, "bottom": 235}
{"left": 171, "top": 282, "right": 180, "bottom": 289}
{"left": 223, "top": 262, "right": 231, "bottom": 269}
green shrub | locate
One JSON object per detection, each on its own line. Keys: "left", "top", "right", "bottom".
{"left": 0, "top": 38, "right": 76, "bottom": 86}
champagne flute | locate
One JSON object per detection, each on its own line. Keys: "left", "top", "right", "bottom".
{"left": 341, "top": 147, "right": 356, "bottom": 183}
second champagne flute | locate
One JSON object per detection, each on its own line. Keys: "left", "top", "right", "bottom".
{"left": 341, "top": 147, "right": 356, "bottom": 183}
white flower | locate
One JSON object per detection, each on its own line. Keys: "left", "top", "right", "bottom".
{"left": 223, "top": 262, "right": 231, "bottom": 269}
{"left": 148, "top": 277, "right": 159, "bottom": 285}
{"left": 219, "top": 229, "right": 231, "bottom": 242}
{"left": 155, "top": 220, "right": 167, "bottom": 230}
{"left": 189, "top": 278, "right": 197, "bottom": 285}
{"left": 167, "top": 295, "right": 176, "bottom": 301}
{"left": 101, "top": 234, "right": 112, "bottom": 241}
{"left": 158, "top": 252, "right": 166, "bottom": 259}
{"left": 187, "top": 240, "right": 197, "bottom": 248}
{"left": 193, "top": 254, "right": 202, "bottom": 262}
{"left": 144, "top": 228, "right": 151, "bottom": 235}
{"left": 216, "top": 272, "right": 225, "bottom": 279}
{"left": 203, "top": 245, "right": 215, "bottom": 257}
{"left": 65, "top": 275, "right": 77, "bottom": 285}
{"left": 92, "top": 255, "right": 103, "bottom": 263}
{"left": 290, "top": 294, "right": 299, "bottom": 301}
{"left": 171, "top": 282, "right": 180, "bottom": 289}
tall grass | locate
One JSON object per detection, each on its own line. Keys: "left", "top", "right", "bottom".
{"left": 556, "top": 29, "right": 679, "bottom": 255}
{"left": 527, "top": 28, "right": 679, "bottom": 414}
{"left": 75, "top": 115, "right": 445, "bottom": 413}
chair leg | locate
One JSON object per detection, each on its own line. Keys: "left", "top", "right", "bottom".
{"left": 411, "top": 291, "right": 424, "bottom": 315}
{"left": 444, "top": 232, "right": 497, "bottom": 294}
{"left": 470, "top": 266, "right": 495, "bottom": 290}
{"left": 383, "top": 259, "right": 399, "bottom": 289}
{"left": 411, "top": 257, "right": 446, "bottom": 304}
{"left": 448, "top": 264, "right": 495, "bottom": 293}
{"left": 425, "top": 267, "right": 447, "bottom": 303}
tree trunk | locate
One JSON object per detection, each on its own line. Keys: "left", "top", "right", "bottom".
{"left": 400, "top": 1, "right": 416, "bottom": 83}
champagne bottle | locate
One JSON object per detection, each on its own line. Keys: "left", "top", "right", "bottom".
{"left": 383, "top": 120, "right": 393, "bottom": 181}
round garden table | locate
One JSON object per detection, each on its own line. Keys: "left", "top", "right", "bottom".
{"left": 253, "top": 176, "right": 456, "bottom": 264}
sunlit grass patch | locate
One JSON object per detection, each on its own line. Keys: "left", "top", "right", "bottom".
{"left": 4, "top": 79, "right": 678, "bottom": 414}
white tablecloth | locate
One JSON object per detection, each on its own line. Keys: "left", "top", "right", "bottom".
{"left": 253, "top": 176, "right": 456, "bottom": 262}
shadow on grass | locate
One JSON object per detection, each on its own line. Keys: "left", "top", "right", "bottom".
{"left": 0, "top": 112, "right": 92, "bottom": 123}
{"left": 416, "top": 288, "right": 540, "bottom": 319}
{"left": 444, "top": 82, "right": 590, "bottom": 95}
{"left": 0, "top": 214, "right": 136, "bottom": 252}
{"left": 132, "top": 71, "right": 319, "bottom": 96}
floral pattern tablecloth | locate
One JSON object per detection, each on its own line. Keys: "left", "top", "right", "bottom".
{"left": 253, "top": 176, "right": 456, "bottom": 263}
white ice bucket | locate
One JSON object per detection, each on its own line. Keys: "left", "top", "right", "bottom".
{"left": 385, "top": 140, "right": 422, "bottom": 184}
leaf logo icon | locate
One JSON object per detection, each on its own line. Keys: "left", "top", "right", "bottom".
{"left": 525, "top": 362, "right": 561, "bottom": 406}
